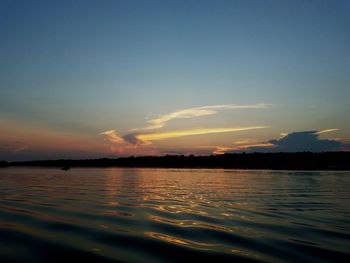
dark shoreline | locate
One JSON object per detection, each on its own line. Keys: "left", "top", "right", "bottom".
{"left": 1, "top": 152, "right": 350, "bottom": 170}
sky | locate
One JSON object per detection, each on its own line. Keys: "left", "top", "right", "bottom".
{"left": 1, "top": 0, "right": 350, "bottom": 160}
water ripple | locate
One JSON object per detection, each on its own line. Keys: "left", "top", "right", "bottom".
{"left": 0, "top": 167, "right": 350, "bottom": 262}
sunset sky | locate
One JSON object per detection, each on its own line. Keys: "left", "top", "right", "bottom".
{"left": 1, "top": 0, "right": 350, "bottom": 160}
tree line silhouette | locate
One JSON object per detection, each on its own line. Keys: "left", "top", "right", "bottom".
{"left": 1, "top": 152, "right": 350, "bottom": 170}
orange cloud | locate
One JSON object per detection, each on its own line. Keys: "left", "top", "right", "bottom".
{"left": 100, "top": 130, "right": 125, "bottom": 144}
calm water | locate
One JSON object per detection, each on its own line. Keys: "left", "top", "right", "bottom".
{"left": 0, "top": 168, "right": 349, "bottom": 263}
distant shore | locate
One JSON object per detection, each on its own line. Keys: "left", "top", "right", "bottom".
{"left": 1, "top": 152, "right": 350, "bottom": 170}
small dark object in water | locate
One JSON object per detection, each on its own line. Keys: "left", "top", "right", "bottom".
{"left": 61, "top": 166, "right": 70, "bottom": 171}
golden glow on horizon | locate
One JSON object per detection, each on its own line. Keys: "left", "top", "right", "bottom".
{"left": 3, "top": 101, "right": 345, "bottom": 158}
{"left": 213, "top": 142, "right": 275, "bottom": 154}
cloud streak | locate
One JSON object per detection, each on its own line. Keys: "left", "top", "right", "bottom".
{"left": 137, "top": 126, "right": 268, "bottom": 142}
{"left": 315, "top": 128, "right": 339, "bottom": 135}
{"left": 140, "top": 103, "right": 271, "bottom": 130}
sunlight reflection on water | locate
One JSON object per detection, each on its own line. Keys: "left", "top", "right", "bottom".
{"left": 0, "top": 168, "right": 350, "bottom": 262}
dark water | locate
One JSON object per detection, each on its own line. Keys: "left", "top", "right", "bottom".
{"left": 0, "top": 168, "right": 349, "bottom": 263}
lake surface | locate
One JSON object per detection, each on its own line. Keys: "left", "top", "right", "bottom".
{"left": 0, "top": 168, "right": 349, "bottom": 262}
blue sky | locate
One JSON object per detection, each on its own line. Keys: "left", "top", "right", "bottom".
{"left": 0, "top": 0, "right": 349, "bottom": 160}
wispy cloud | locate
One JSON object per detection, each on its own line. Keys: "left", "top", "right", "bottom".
{"left": 0, "top": 141, "right": 29, "bottom": 153}
{"left": 101, "top": 103, "right": 271, "bottom": 155}
{"left": 315, "top": 128, "right": 339, "bottom": 135}
{"left": 139, "top": 103, "right": 271, "bottom": 130}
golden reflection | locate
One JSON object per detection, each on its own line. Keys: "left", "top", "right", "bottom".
{"left": 102, "top": 210, "right": 133, "bottom": 217}
{"left": 146, "top": 231, "right": 261, "bottom": 258}
{"left": 102, "top": 168, "right": 268, "bottom": 238}
{"left": 105, "top": 168, "right": 141, "bottom": 197}
{"left": 143, "top": 196, "right": 166, "bottom": 201}
{"left": 220, "top": 211, "right": 252, "bottom": 222}
{"left": 149, "top": 215, "right": 232, "bottom": 232}
{"left": 147, "top": 204, "right": 208, "bottom": 215}
{"left": 107, "top": 201, "right": 120, "bottom": 206}
{"left": 230, "top": 248, "right": 262, "bottom": 259}
{"left": 145, "top": 232, "right": 215, "bottom": 249}
{"left": 149, "top": 215, "right": 261, "bottom": 237}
